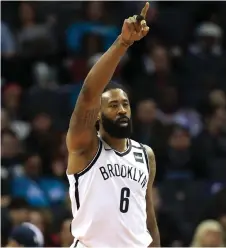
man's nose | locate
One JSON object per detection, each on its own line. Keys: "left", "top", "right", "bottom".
{"left": 118, "top": 105, "right": 127, "bottom": 115}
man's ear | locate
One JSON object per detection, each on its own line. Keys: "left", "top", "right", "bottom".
{"left": 97, "top": 112, "right": 101, "bottom": 121}
{"left": 95, "top": 112, "right": 101, "bottom": 131}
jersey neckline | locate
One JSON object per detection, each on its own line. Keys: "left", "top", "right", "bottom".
{"left": 101, "top": 137, "right": 132, "bottom": 157}
{"left": 114, "top": 138, "right": 132, "bottom": 156}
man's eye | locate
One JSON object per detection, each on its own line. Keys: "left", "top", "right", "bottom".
{"left": 111, "top": 104, "right": 118, "bottom": 108}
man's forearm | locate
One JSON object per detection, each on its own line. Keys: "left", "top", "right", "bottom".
{"left": 145, "top": 146, "right": 161, "bottom": 247}
{"left": 149, "top": 225, "right": 160, "bottom": 247}
{"left": 68, "top": 35, "right": 130, "bottom": 131}
{"left": 81, "top": 35, "right": 130, "bottom": 101}
{"left": 147, "top": 211, "right": 160, "bottom": 247}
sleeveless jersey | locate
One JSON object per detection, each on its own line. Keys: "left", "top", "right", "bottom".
{"left": 67, "top": 137, "right": 152, "bottom": 247}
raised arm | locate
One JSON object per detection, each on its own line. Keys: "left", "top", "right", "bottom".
{"left": 66, "top": 3, "right": 150, "bottom": 153}
{"left": 144, "top": 145, "right": 161, "bottom": 247}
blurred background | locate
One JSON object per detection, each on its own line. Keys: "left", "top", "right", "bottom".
{"left": 1, "top": 1, "right": 226, "bottom": 247}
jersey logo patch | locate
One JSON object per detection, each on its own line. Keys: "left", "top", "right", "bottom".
{"left": 133, "top": 152, "right": 144, "bottom": 163}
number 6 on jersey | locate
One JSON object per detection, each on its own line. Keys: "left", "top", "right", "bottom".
{"left": 120, "top": 187, "right": 130, "bottom": 213}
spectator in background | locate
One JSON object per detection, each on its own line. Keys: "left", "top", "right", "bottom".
{"left": 127, "top": 45, "right": 180, "bottom": 103}
{"left": 1, "top": 129, "right": 24, "bottom": 207}
{"left": 1, "top": 21, "right": 16, "bottom": 58}
{"left": 156, "top": 86, "right": 180, "bottom": 124}
{"left": 24, "top": 69, "right": 69, "bottom": 130}
{"left": 25, "top": 112, "right": 57, "bottom": 171}
{"left": 59, "top": 218, "right": 74, "bottom": 247}
{"left": 6, "top": 222, "right": 44, "bottom": 247}
{"left": 196, "top": 106, "right": 226, "bottom": 181}
{"left": 51, "top": 194, "right": 72, "bottom": 237}
{"left": 159, "top": 124, "right": 207, "bottom": 180}
{"left": 11, "top": 152, "right": 67, "bottom": 208}
{"left": 183, "top": 22, "right": 225, "bottom": 106}
{"left": 51, "top": 156, "right": 67, "bottom": 183}
{"left": 173, "top": 107, "right": 203, "bottom": 137}
{"left": 201, "top": 187, "right": 226, "bottom": 242}
{"left": 190, "top": 220, "right": 225, "bottom": 247}
{"left": 145, "top": 45, "right": 175, "bottom": 88}
{"left": 81, "top": 33, "right": 104, "bottom": 59}
{"left": 1, "top": 129, "right": 24, "bottom": 174}
{"left": 68, "top": 32, "right": 104, "bottom": 84}
{"left": 1, "top": 108, "right": 31, "bottom": 140}
{"left": 194, "top": 106, "right": 226, "bottom": 162}
{"left": 1, "top": 198, "right": 30, "bottom": 246}
{"left": 209, "top": 89, "right": 226, "bottom": 108}
{"left": 32, "top": 62, "right": 59, "bottom": 90}
{"left": 155, "top": 85, "right": 203, "bottom": 137}
{"left": 198, "top": 89, "right": 226, "bottom": 116}
{"left": 152, "top": 186, "right": 184, "bottom": 247}
{"left": 29, "top": 208, "right": 54, "bottom": 246}
{"left": 56, "top": 132, "right": 68, "bottom": 159}
{"left": 2, "top": 83, "right": 24, "bottom": 121}
{"left": 66, "top": 1, "right": 119, "bottom": 54}
{"left": 1, "top": 167, "right": 11, "bottom": 208}
{"left": 29, "top": 209, "right": 45, "bottom": 234}
{"left": 17, "top": 2, "right": 56, "bottom": 59}
{"left": 132, "top": 99, "right": 166, "bottom": 155}
{"left": 190, "top": 22, "right": 223, "bottom": 57}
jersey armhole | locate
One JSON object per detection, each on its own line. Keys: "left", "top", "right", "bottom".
{"left": 76, "top": 138, "right": 103, "bottom": 177}
{"left": 139, "top": 143, "right": 150, "bottom": 173}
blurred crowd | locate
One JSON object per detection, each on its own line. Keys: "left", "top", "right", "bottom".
{"left": 1, "top": 1, "right": 226, "bottom": 247}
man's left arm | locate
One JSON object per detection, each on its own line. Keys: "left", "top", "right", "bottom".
{"left": 144, "top": 145, "right": 161, "bottom": 247}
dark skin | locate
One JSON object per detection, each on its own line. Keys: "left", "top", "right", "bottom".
{"left": 145, "top": 144, "right": 161, "bottom": 247}
{"left": 98, "top": 89, "right": 131, "bottom": 151}
{"left": 66, "top": 2, "right": 160, "bottom": 247}
{"left": 66, "top": 2, "right": 150, "bottom": 174}
{"left": 6, "top": 240, "right": 22, "bottom": 247}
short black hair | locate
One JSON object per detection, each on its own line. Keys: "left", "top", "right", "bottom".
{"left": 8, "top": 198, "right": 30, "bottom": 210}
{"left": 1, "top": 129, "right": 17, "bottom": 139}
{"left": 24, "top": 151, "right": 41, "bottom": 162}
{"left": 103, "top": 81, "right": 129, "bottom": 96}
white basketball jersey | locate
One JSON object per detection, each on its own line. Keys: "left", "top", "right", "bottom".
{"left": 67, "top": 137, "right": 152, "bottom": 247}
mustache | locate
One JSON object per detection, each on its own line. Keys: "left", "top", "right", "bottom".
{"left": 115, "top": 116, "right": 130, "bottom": 123}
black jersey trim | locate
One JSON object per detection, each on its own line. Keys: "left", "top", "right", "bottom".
{"left": 139, "top": 143, "right": 150, "bottom": 173}
{"left": 131, "top": 145, "right": 143, "bottom": 149}
{"left": 76, "top": 139, "right": 102, "bottom": 178}
{"left": 74, "top": 240, "right": 79, "bottom": 247}
{"left": 114, "top": 139, "right": 132, "bottom": 157}
{"left": 74, "top": 174, "right": 80, "bottom": 209}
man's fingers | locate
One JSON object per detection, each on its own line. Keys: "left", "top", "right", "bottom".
{"left": 126, "top": 16, "right": 140, "bottom": 33}
{"left": 140, "top": 19, "right": 147, "bottom": 29}
{"left": 133, "top": 15, "right": 142, "bottom": 32}
{"left": 142, "top": 26, "right": 150, "bottom": 37}
{"left": 125, "top": 18, "right": 136, "bottom": 34}
{"left": 140, "top": 2, "right": 149, "bottom": 19}
{"left": 124, "top": 14, "right": 149, "bottom": 39}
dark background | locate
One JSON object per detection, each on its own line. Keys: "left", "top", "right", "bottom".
{"left": 1, "top": 1, "right": 226, "bottom": 247}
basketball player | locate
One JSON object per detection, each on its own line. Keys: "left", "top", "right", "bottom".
{"left": 66, "top": 2, "right": 160, "bottom": 247}
{"left": 6, "top": 222, "right": 44, "bottom": 247}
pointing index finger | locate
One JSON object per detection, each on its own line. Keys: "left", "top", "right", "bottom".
{"left": 140, "top": 2, "right": 149, "bottom": 19}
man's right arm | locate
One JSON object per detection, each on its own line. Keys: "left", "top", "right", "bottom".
{"left": 66, "top": 3, "right": 150, "bottom": 154}
{"left": 66, "top": 36, "right": 130, "bottom": 153}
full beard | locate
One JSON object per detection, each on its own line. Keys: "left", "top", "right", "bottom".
{"left": 101, "top": 113, "right": 132, "bottom": 139}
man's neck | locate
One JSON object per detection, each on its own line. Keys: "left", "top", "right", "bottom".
{"left": 99, "top": 131, "right": 128, "bottom": 153}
